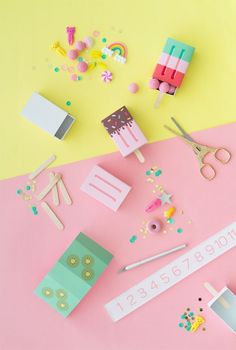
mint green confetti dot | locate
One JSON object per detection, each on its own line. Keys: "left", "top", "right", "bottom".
{"left": 77, "top": 76, "right": 82, "bottom": 80}
{"left": 155, "top": 169, "right": 162, "bottom": 176}
{"left": 78, "top": 57, "right": 83, "bottom": 62}
{"left": 145, "top": 170, "right": 151, "bottom": 176}
{"left": 167, "top": 218, "right": 175, "bottom": 224}
{"left": 186, "top": 326, "right": 191, "bottom": 331}
{"left": 101, "top": 54, "right": 107, "bottom": 59}
{"left": 17, "top": 189, "right": 22, "bottom": 195}
{"left": 181, "top": 314, "right": 186, "bottom": 319}
{"left": 66, "top": 101, "right": 71, "bottom": 106}
{"left": 54, "top": 67, "right": 59, "bottom": 72}
{"left": 25, "top": 185, "right": 31, "bottom": 191}
{"left": 178, "top": 323, "right": 184, "bottom": 328}
{"left": 129, "top": 235, "right": 137, "bottom": 243}
{"left": 102, "top": 37, "right": 107, "bottom": 43}
{"left": 177, "top": 228, "right": 183, "bottom": 234}
{"left": 189, "top": 312, "right": 194, "bottom": 317}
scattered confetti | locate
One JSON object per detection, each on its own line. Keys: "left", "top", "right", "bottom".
{"left": 154, "top": 169, "right": 162, "bottom": 176}
{"left": 102, "top": 37, "right": 107, "bottom": 43}
{"left": 177, "top": 228, "right": 183, "bottom": 234}
{"left": 17, "top": 189, "right": 22, "bottom": 195}
{"left": 54, "top": 67, "right": 60, "bottom": 72}
{"left": 25, "top": 185, "right": 31, "bottom": 191}
{"left": 187, "top": 219, "right": 192, "bottom": 224}
{"left": 93, "top": 30, "right": 100, "bottom": 37}
{"left": 159, "top": 191, "right": 172, "bottom": 205}
{"left": 145, "top": 170, "right": 151, "bottom": 176}
{"left": 101, "top": 54, "right": 107, "bottom": 59}
{"left": 129, "top": 235, "right": 137, "bottom": 243}
{"left": 78, "top": 57, "right": 83, "bottom": 62}
{"left": 77, "top": 76, "right": 82, "bottom": 81}
{"left": 66, "top": 101, "right": 71, "bottom": 106}
{"left": 167, "top": 218, "right": 175, "bottom": 224}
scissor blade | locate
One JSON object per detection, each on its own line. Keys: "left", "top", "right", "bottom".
{"left": 170, "top": 117, "right": 194, "bottom": 142}
{"left": 164, "top": 125, "right": 184, "bottom": 138}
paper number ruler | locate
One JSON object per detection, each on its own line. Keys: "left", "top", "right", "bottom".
{"left": 105, "top": 222, "right": 236, "bottom": 321}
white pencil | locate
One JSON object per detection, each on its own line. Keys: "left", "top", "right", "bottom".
{"left": 119, "top": 243, "right": 187, "bottom": 272}
{"left": 28, "top": 155, "right": 56, "bottom": 180}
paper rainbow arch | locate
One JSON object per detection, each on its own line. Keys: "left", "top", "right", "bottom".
{"left": 107, "top": 42, "right": 128, "bottom": 58}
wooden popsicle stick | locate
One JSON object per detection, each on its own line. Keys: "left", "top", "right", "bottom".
{"left": 58, "top": 178, "right": 72, "bottom": 205}
{"left": 36, "top": 173, "right": 61, "bottom": 201}
{"left": 28, "top": 155, "right": 56, "bottom": 180}
{"left": 41, "top": 201, "right": 64, "bottom": 230}
{"left": 154, "top": 92, "right": 164, "bottom": 108}
{"left": 204, "top": 282, "right": 230, "bottom": 309}
{"left": 49, "top": 172, "right": 59, "bottom": 206}
{"left": 134, "top": 149, "right": 145, "bottom": 163}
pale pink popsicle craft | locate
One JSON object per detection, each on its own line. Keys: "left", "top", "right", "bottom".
{"left": 101, "top": 106, "right": 147, "bottom": 163}
{"left": 80, "top": 165, "right": 131, "bottom": 211}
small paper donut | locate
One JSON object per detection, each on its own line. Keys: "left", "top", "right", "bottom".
{"left": 147, "top": 219, "right": 162, "bottom": 234}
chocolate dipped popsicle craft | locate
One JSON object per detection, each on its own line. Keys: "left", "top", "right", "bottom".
{"left": 149, "top": 38, "right": 195, "bottom": 107}
{"left": 101, "top": 106, "right": 147, "bottom": 163}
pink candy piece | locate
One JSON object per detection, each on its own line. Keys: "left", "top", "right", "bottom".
{"left": 66, "top": 27, "right": 75, "bottom": 45}
{"left": 145, "top": 198, "right": 162, "bottom": 213}
{"left": 84, "top": 36, "right": 94, "bottom": 48}
{"left": 147, "top": 219, "right": 162, "bottom": 234}
{"left": 71, "top": 74, "right": 77, "bottom": 81}
{"left": 77, "top": 61, "right": 88, "bottom": 72}
{"left": 168, "top": 85, "right": 176, "bottom": 94}
{"left": 67, "top": 49, "right": 78, "bottom": 60}
{"left": 75, "top": 41, "right": 86, "bottom": 51}
{"left": 149, "top": 79, "right": 160, "bottom": 90}
{"left": 128, "top": 83, "right": 139, "bottom": 93}
{"left": 159, "top": 82, "right": 170, "bottom": 93}
{"left": 101, "top": 70, "right": 113, "bottom": 83}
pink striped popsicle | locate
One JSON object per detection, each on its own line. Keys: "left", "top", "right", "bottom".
{"left": 101, "top": 106, "right": 147, "bottom": 163}
{"left": 80, "top": 165, "right": 131, "bottom": 211}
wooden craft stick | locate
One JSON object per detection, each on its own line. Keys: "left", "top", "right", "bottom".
{"left": 134, "top": 149, "right": 145, "bottom": 163}
{"left": 58, "top": 178, "right": 72, "bottom": 205}
{"left": 28, "top": 155, "right": 56, "bottom": 180}
{"left": 49, "top": 172, "right": 59, "bottom": 206}
{"left": 36, "top": 173, "right": 61, "bottom": 201}
{"left": 204, "top": 282, "right": 230, "bottom": 309}
{"left": 41, "top": 201, "right": 64, "bottom": 230}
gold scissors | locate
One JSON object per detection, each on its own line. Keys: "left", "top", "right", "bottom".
{"left": 164, "top": 117, "right": 231, "bottom": 180}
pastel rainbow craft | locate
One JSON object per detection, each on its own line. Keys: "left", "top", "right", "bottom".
{"left": 102, "top": 42, "right": 128, "bottom": 64}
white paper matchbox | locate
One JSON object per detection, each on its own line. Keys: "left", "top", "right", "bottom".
{"left": 21, "top": 92, "right": 75, "bottom": 140}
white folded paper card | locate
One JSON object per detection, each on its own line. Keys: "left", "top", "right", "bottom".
{"left": 21, "top": 92, "right": 75, "bottom": 140}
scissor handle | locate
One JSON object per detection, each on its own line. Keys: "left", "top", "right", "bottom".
{"left": 214, "top": 147, "right": 231, "bottom": 164}
{"left": 200, "top": 163, "right": 216, "bottom": 181}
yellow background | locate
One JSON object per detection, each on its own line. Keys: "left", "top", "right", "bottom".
{"left": 1, "top": 0, "right": 236, "bottom": 180}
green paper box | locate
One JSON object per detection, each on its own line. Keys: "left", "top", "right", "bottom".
{"left": 35, "top": 233, "right": 113, "bottom": 317}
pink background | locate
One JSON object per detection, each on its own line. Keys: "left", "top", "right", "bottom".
{"left": 1, "top": 122, "right": 236, "bottom": 350}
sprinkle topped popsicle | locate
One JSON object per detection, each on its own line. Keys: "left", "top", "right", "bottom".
{"left": 149, "top": 38, "right": 195, "bottom": 107}
{"left": 101, "top": 106, "right": 147, "bottom": 163}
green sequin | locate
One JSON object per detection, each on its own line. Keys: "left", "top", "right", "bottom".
{"left": 26, "top": 185, "right": 31, "bottom": 191}
{"left": 178, "top": 323, "right": 184, "bottom": 328}
{"left": 17, "top": 189, "right": 22, "bottom": 195}
{"left": 66, "top": 101, "right": 71, "bottom": 106}
{"left": 177, "top": 228, "right": 183, "bottom": 234}
{"left": 167, "top": 218, "right": 175, "bottom": 224}
{"left": 154, "top": 169, "right": 162, "bottom": 176}
{"left": 145, "top": 170, "right": 151, "bottom": 176}
{"left": 129, "top": 235, "right": 137, "bottom": 243}
{"left": 54, "top": 67, "right": 59, "bottom": 72}
{"left": 77, "top": 76, "right": 82, "bottom": 80}
{"left": 78, "top": 57, "right": 83, "bottom": 62}
{"left": 189, "top": 312, "right": 194, "bottom": 317}
{"left": 102, "top": 37, "right": 107, "bottom": 43}
{"left": 101, "top": 54, "right": 107, "bottom": 59}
